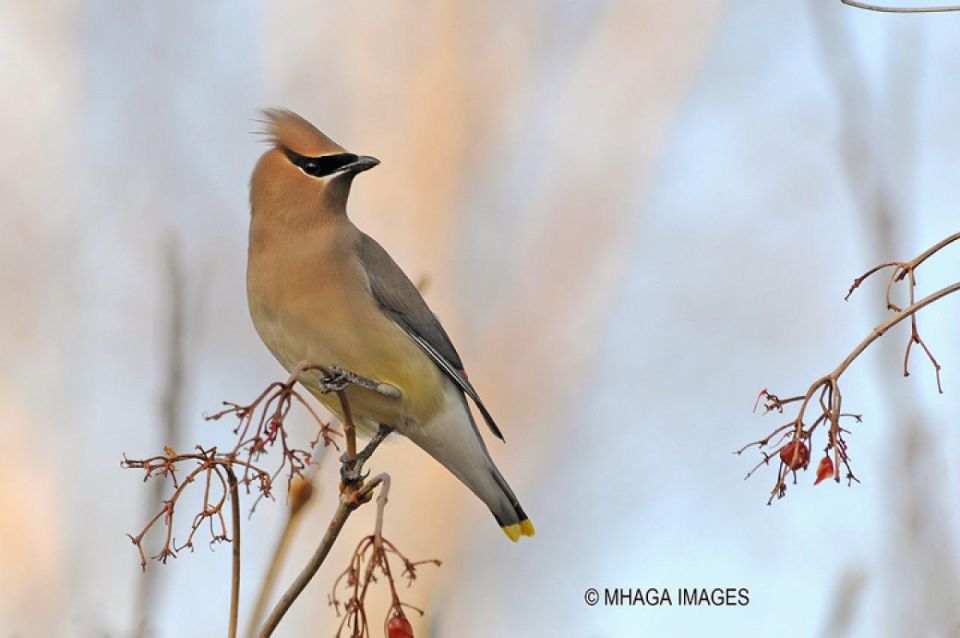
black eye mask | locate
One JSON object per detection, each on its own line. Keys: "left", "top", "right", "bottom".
{"left": 283, "top": 149, "right": 359, "bottom": 177}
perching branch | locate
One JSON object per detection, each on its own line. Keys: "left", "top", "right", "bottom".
{"left": 328, "top": 474, "right": 441, "bottom": 638}
{"left": 257, "top": 378, "right": 436, "bottom": 637}
{"left": 253, "top": 374, "right": 371, "bottom": 637}
{"left": 739, "top": 232, "right": 960, "bottom": 503}
{"left": 124, "top": 361, "right": 432, "bottom": 638}
{"left": 257, "top": 493, "right": 356, "bottom": 637}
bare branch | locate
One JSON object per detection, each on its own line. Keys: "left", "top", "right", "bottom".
{"left": 227, "top": 467, "right": 241, "bottom": 638}
{"left": 327, "top": 474, "right": 440, "bottom": 638}
{"left": 841, "top": 0, "right": 960, "bottom": 12}
{"left": 741, "top": 233, "right": 960, "bottom": 501}
{"left": 256, "top": 385, "right": 401, "bottom": 637}
{"left": 125, "top": 361, "right": 414, "bottom": 637}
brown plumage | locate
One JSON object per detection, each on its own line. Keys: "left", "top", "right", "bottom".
{"left": 246, "top": 109, "right": 533, "bottom": 541}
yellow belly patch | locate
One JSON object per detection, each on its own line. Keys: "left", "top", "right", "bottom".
{"left": 303, "top": 332, "right": 447, "bottom": 431}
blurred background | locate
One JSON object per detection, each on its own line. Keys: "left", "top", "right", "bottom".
{"left": 2, "top": 1, "right": 960, "bottom": 636}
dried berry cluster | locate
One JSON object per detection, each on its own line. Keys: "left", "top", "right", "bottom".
{"left": 739, "top": 232, "right": 960, "bottom": 503}
{"left": 329, "top": 478, "right": 440, "bottom": 638}
{"left": 123, "top": 373, "right": 335, "bottom": 568}
{"left": 123, "top": 363, "right": 439, "bottom": 638}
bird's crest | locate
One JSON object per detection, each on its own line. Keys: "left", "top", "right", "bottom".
{"left": 257, "top": 108, "right": 346, "bottom": 157}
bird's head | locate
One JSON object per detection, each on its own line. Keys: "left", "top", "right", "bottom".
{"left": 250, "top": 108, "right": 379, "bottom": 219}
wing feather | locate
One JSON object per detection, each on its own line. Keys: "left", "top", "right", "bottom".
{"left": 357, "top": 232, "right": 504, "bottom": 441}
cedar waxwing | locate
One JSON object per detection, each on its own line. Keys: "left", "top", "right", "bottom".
{"left": 246, "top": 109, "right": 534, "bottom": 542}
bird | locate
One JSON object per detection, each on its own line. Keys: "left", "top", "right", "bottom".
{"left": 246, "top": 109, "right": 533, "bottom": 542}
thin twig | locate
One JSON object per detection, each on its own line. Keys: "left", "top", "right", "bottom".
{"left": 257, "top": 387, "right": 386, "bottom": 637}
{"left": 840, "top": 0, "right": 960, "bottom": 13}
{"left": 227, "top": 466, "right": 241, "bottom": 638}
{"left": 257, "top": 495, "right": 356, "bottom": 637}
{"left": 841, "top": 0, "right": 960, "bottom": 12}
{"left": 835, "top": 282, "right": 960, "bottom": 378}
{"left": 372, "top": 474, "right": 391, "bottom": 539}
{"left": 327, "top": 472, "right": 437, "bottom": 637}
{"left": 902, "top": 231, "right": 960, "bottom": 272}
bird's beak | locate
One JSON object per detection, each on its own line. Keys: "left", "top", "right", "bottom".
{"left": 341, "top": 155, "right": 380, "bottom": 174}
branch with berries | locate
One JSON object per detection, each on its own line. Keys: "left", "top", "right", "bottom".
{"left": 328, "top": 474, "right": 441, "bottom": 638}
{"left": 123, "top": 362, "right": 438, "bottom": 638}
{"left": 738, "top": 231, "right": 960, "bottom": 504}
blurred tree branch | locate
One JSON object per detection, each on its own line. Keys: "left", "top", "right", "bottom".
{"left": 244, "top": 454, "right": 324, "bottom": 638}
{"left": 134, "top": 238, "right": 188, "bottom": 637}
{"left": 818, "top": 567, "right": 867, "bottom": 638}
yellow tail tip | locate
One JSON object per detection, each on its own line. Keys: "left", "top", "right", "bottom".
{"left": 501, "top": 519, "right": 536, "bottom": 542}
{"left": 520, "top": 519, "right": 536, "bottom": 536}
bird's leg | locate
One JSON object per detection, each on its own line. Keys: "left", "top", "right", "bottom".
{"left": 326, "top": 365, "right": 401, "bottom": 398}
{"left": 312, "top": 364, "right": 401, "bottom": 398}
{"left": 340, "top": 424, "right": 393, "bottom": 484}
{"left": 355, "top": 423, "right": 393, "bottom": 465}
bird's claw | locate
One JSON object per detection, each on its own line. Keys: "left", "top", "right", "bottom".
{"left": 318, "top": 369, "right": 350, "bottom": 394}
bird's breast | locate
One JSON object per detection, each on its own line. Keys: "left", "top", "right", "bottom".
{"left": 247, "top": 226, "right": 445, "bottom": 430}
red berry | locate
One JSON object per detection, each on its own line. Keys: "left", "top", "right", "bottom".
{"left": 779, "top": 440, "right": 809, "bottom": 470}
{"left": 814, "top": 455, "right": 835, "bottom": 485}
{"left": 386, "top": 613, "right": 414, "bottom": 638}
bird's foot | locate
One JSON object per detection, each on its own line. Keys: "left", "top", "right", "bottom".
{"left": 317, "top": 367, "right": 351, "bottom": 394}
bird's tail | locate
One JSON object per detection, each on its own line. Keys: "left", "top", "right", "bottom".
{"left": 406, "top": 390, "right": 534, "bottom": 542}
{"left": 486, "top": 463, "right": 536, "bottom": 542}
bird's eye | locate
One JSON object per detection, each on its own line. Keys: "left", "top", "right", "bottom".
{"left": 283, "top": 149, "right": 359, "bottom": 178}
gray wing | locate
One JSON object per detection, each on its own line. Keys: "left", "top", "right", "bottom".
{"left": 357, "top": 232, "right": 504, "bottom": 441}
